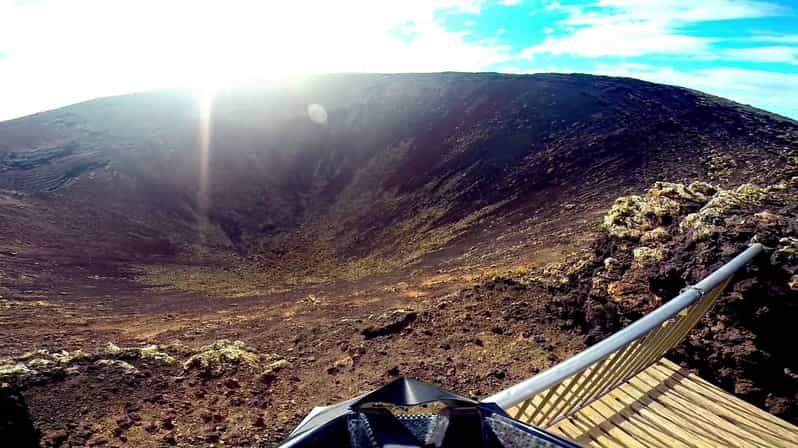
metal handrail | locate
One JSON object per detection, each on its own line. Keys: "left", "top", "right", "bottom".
{"left": 484, "top": 243, "right": 763, "bottom": 415}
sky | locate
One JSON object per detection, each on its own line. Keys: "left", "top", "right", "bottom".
{"left": 0, "top": 0, "right": 797, "bottom": 121}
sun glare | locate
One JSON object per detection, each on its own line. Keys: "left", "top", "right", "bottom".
{"left": 196, "top": 83, "right": 214, "bottom": 227}
{"left": 194, "top": 84, "right": 219, "bottom": 110}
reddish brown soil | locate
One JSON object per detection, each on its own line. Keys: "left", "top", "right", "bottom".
{"left": 1, "top": 253, "right": 588, "bottom": 447}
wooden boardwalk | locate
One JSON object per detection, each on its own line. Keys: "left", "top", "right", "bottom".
{"left": 536, "top": 359, "right": 798, "bottom": 447}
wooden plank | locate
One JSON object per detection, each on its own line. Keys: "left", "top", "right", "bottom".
{"left": 657, "top": 359, "right": 798, "bottom": 436}
{"left": 556, "top": 415, "right": 618, "bottom": 448}
{"left": 544, "top": 359, "right": 798, "bottom": 448}
{"left": 654, "top": 359, "right": 798, "bottom": 435}
{"left": 648, "top": 361, "right": 798, "bottom": 446}
{"left": 605, "top": 384, "right": 723, "bottom": 447}
{"left": 552, "top": 416, "right": 590, "bottom": 441}
{"left": 569, "top": 409, "right": 637, "bottom": 448}
{"left": 583, "top": 390, "right": 685, "bottom": 448}
{"left": 633, "top": 369, "right": 781, "bottom": 446}
{"left": 624, "top": 374, "right": 770, "bottom": 447}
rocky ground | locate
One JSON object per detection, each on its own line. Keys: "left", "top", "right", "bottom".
{"left": 1, "top": 274, "right": 585, "bottom": 447}
{"left": 3, "top": 174, "right": 797, "bottom": 446}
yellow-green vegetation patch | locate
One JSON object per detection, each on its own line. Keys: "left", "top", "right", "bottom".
{"left": 138, "top": 345, "right": 176, "bottom": 363}
{"left": 26, "top": 358, "right": 54, "bottom": 369}
{"left": 633, "top": 246, "right": 667, "bottom": 267}
{"left": 601, "top": 195, "right": 681, "bottom": 240}
{"left": 0, "top": 299, "right": 53, "bottom": 309}
{"left": 0, "top": 343, "right": 178, "bottom": 381}
{"left": 0, "top": 363, "right": 31, "bottom": 376}
{"left": 679, "top": 183, "right": 770, "bottom": 241}
{"left": 774, "top": 237, "right": 798, "bottom": 291}
{"left": 50, "top": 349, "right": 90, "bottom": 364}
{"left": 640, "top": 226, "right": 669, "bottom": 244}
{"left": 0, "top": 351, "right": 74, "bottom": 379}
{"left": 13, "top": 349, "right": 51, "bottom": 362}
{"left": 603, "top": 181, "right": 790, "bottom": 244}
{"left": 263, "top": 359, "right": 291, "bottom": 375}
{"left": 183, "top": 339, "right": 261, "bottom": 377}
{"left": 649, "top": 181, "right": 716, "bottom": 203}
{"left": 775, "top": 237, "right": 798, "bottom": 258}
{"left": 95, "top": 359, "right": 137, "bottom": 372}
{"left": 106, "top": 342, "right": 176, "bottom": 364}
{"left": 602, "top": 181, "right": 720, "bottom": 240}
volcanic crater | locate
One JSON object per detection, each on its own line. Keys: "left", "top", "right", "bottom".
{"left": 1, "top": 73, "right": 796, "bottom": 447}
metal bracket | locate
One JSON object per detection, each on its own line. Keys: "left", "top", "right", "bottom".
{"left": 679, "top": 285, "right": 706, "bottom": 299}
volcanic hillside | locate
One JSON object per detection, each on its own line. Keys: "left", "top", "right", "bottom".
{"left": 1, "top": 73, "right": 794, "bottom": 290}
{"left": 1, "top": 73, "right": 797, "bottom": 447}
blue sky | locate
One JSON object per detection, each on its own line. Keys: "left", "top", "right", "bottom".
{"left": 0, "top": 0, "right": 796, "bottom": 120}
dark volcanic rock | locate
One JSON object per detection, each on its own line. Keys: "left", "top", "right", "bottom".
{"left": 361, "top": 309, "right": 418, "bottom": 339}
{"left": 548, "top": 177, "right": 798, "bottom": 422}
{"left": 0, "top": 385, "right": 39, "bottom": 447}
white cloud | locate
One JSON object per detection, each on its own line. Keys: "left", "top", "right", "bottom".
{"left": 523, "top": 0, "right": 783, "bottom": 58}
{"left": 496, "top": 28, "right": 506, "bottom": 34}
{"left": 523, "top": 21, "right": 713, "bottom": 57}
{"left": 593, "top": 0, "right": 782, "bottom": 22}
{"left": 752, "top": 35, "right": 798, "bottom": 43}
{"left": 543, "top": 27, "right": 555, "bottom": 34}
{"left": 0, "top": 0, "right": 507, "bottom": 121}
{"left": 495, "top": 66, "right": 544, "bottom": 74}
{"left": 594, "top": 63, "right": 798, "bottom": 119}
{"left": 721, "top": 46, "right": 798, "bottom": 64}
{"left": 498, "top": 0, "right": 522, "bottom": 5}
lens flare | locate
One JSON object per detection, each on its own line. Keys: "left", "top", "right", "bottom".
{"left": 307, "top": 103, "right": 328, "bottom": 125}
{"left": 196, "top": 88, "right": 214, "bottom": 229}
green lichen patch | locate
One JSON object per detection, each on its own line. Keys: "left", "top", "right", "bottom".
{"left": 0, "top": 343, "right": 177, "bottom": 382}
{"left": 95, "top": 359, "right": 137, "bottom": 372}
{"left": 0, "top": 299, "right": 53, "bottom": 310}
{"left": 0, "top": 363, "right": 31, "bottom": 376}
{"left": 601, "top": 181, "right": 721, "bottom": 241}
{"left": 183, "top": 340, "right": 261, "bottom": 377}
{"left": 600, "top": 195, "right": 682, "bottom": 240}
{"left": 649, "top": 181, "right": 717, "bottom": 203}
{"left": 679, "top": 184, "right": 771, "bottom": 241}
{"left": 640, "top": 227, "right": 669, "bottom": 244}
{"left": 633, "top": 246, "right": 667, "bottom": 267}
{"left": 106, "top": 342, "right": 176, "bottom": 364}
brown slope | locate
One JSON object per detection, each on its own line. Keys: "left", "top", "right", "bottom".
{"left": 0, "top": 73, "right": 795, "bottom": 289}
